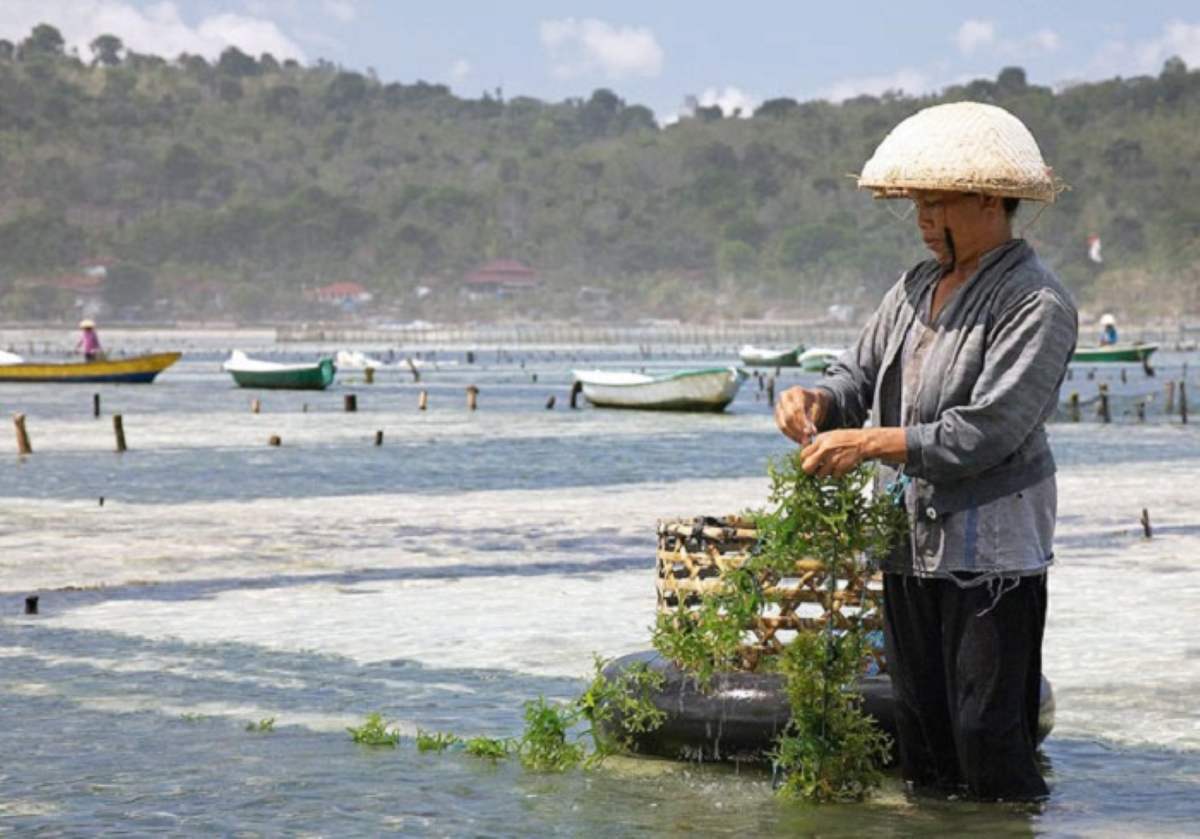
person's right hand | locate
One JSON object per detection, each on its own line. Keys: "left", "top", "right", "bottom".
{"left": 774, "top": 387, "right": 830, "bottom": 445}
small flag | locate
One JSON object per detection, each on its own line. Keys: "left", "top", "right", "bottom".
{"left": 1087, "top": 235, "right": 1102, "bottom": 264}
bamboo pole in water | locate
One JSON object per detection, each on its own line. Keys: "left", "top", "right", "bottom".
{"left": 113, "top": 415, "right": 127, "bottom": 452}
{"left": 13, "top": 413, "right": 32, "bottom": 455}
{"left": 418, "top": 390, "right": 428, "bottom": 411}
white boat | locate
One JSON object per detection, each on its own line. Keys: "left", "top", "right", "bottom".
{"left": 738, "top": 344, "right": 802, "bottom": 367}
{"left": 335, "top": 349, "right": 387, "bottom": 370}
{"left": 798, "top": 347, "right": 844, "bottom": 373}
{"left": 571, "top": 366, "right": 746, "bottom": 412}
{"left": 0, "top": 350, "right": 25, "bottom": 365}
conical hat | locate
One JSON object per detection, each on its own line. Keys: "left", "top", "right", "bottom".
{"left": 857, "top": 101, "right": 1060, "bottom": 202}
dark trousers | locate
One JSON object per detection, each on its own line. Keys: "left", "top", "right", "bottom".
{"left": 882, "top": 572, "right": 1049, "bottom": 801}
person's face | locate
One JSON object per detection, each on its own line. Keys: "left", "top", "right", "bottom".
{"left": 911, "top": 190, "right": 980, "bottom": 265}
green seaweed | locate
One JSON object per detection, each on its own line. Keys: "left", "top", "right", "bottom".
{"left": 347, "top": 712, "right": 400, "bottom": 747}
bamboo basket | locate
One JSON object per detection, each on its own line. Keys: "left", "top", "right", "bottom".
{"left": 656, "top": 515, "right": 886, "bottom": 672}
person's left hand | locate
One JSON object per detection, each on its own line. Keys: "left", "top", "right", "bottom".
{"left": 800, "top": 429, "right": 869, "bottom": 478}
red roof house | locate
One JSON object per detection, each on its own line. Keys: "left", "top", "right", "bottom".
{"left": 463, "top": 259, "right": 539, "bottom": 292}
{"left": 309, "top": 281, "right": 373, "bottom": 306}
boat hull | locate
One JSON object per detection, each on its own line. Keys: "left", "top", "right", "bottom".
{"left": 739, "top": 346, "right": 800, "bottom": 367}
{"left": 228, "top": 358, "right": 336, "bottom": 390}
{"left": 576, "top": 367, "right": 745, "bottom": 412}
{"left": 1072, "top": 343, "right": 1158, "bottom": 363}
{"left": 0, "top": 352, "right": 181, "bottom": 383}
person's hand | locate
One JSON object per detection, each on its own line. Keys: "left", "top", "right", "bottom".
{"left": 775, "top": 387, "right": 830, "bottom": 445}
{"left": 800, "top": 429, "right": 871, "bottom": 478}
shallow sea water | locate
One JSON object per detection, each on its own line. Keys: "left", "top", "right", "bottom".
{"left": 1, "top": 343, "right": 1198, "bottom": 836}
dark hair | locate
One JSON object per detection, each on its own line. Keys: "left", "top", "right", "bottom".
{"left": 1003, "top": 197, "right": 1021, "bottom": 219}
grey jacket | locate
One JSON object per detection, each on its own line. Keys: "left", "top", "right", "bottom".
{"left": 816, "top": 239, "right": 1078, "bottom": 522}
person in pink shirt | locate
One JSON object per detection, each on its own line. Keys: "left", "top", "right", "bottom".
{"left": 76, "top": 319, "right": 103, "bottom": 361}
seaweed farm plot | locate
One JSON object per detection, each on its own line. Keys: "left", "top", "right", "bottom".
{"left": 1, "top": 354, "right": 1199, "bottom": 834}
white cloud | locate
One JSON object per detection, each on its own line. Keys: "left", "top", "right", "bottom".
{"left": 1030, "top": 28, "right": 1061, "bottom": 52}
{"left": 0, "top": 1, "right": 304, "bottom": 62}
{"left": 322, "top": 0, "right": 356, "bottom": 24}
{"left": 955, "top": 19, "right": 995, "bottom": 54}
{"left": 823, "top": 68, "right": 931, "bottom": 103}
{"left": 697, "top": 86, "right": 758, "bottom": 118}
{"left": 1086, "top": 19, "right": 1200, "bottom": 78}
{"left": 450, "top": 58, "right": 471, "bottom": 81}
{"left": 539, "top": 17, "right": 663, "bottom": 80}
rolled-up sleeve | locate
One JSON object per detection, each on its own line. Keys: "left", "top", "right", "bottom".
{"left": 814, "top": 279, "right": 903, "bottom": 430}
{"left": 904, "top": 287, "right": 1077, "bottom": 482}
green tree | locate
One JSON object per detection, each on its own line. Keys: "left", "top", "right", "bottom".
{"left": 90, "top": 34, "right": 123, "bottom": 66}
{"left": 20, "top": 24, "right": 65, "bottom": 58}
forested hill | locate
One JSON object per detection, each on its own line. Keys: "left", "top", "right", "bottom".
{"left": 2, "top": 23, "right": 1199, "bottom": 323}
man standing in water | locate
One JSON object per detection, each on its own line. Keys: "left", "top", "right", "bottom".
{"left": 775, "top": 102, "right": 1077, "bottom": 801}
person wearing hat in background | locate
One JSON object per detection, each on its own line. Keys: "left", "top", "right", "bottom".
{"left": 775, "top": 102, "right": 1077, "bottom": 801}
{"left": 76, "top": 319, "right": 103, "bottom": 361}
{"left": 1098, "top": 313, "right": 1119, "bottom": 346}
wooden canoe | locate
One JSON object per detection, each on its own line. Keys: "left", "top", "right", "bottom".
{"left": 738, "top": 344, "right": 801, "bottom": 367}
{"left": 0, "top": 352, "right": 181, "bottom": 383}
{"left": 223, "top": 351, "right": 336, "bottom": 390}
{"left": 572, "top": 366, "right": 746, "bottom": 412}
{"left": 1071, "top": 343, "right": 1158, "bottom": 363}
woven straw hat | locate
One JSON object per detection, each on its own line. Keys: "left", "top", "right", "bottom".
{"left": 858, "top": 101, "right": 1059, "bottom": 202}
{"left": 79, "top": 319, "right": 96, "bottom": 329}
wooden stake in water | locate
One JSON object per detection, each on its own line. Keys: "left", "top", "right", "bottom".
{"left": 269, "top": 434, "right": 281, "bottom": 446}
{"left": 374, "top": 430, "right": 383, "bottom": 446}
{"left": 1181, "top": 381, "right": 1189, "bottom": 425}
{"left": 466, "top": 385, "right": 479, "bottom": 411}
{"left": 1136, "top": 401, "right": 1146, "bottom": 423}
{"left": 344, "top": 394, "right": 357, "bottom": 412}
{"left": 1098, "top": 384, "right": 1110, "bottom": 423}
{"left": 13, "top": 413, "right": 32, "bottom": 455}
{"left": 24, "top": 595, "right": 38, "bottom": 615}
{"left": 1166, "top": 381, "right": 1176, "bottom": 414}
{"left": 418, "top": 390, "right": 428, "bottom": 411}
{"left": 569, "top": 381, "right": 582, "bottom": 409}
{"left": 93, "top": 393, "right": 101, "bottom": 418}
{"left": 407, "top": 358, "right": 420, "bottom": 383}
{"left": 1141, "top": 508, "right": 1152, "bottom": 539}
{"left": 767, "top": 376, "right": 776, "bottom": 407}
{"left": 545, "top": 395, "right": 556, "bottom": 410}
{"left": 364, "top": 367, "right": 375, "bottom": 385}
{"left": 1068, "top": 392, "right": 1080, "bottom": 422}
{"left": 251, "top": 398, "right": 261, "bottom": 414}
{"left": 113, "top": 414, "right": 127, "bottom": 452}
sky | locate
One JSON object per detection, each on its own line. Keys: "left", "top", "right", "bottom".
{"left": 3, "top": 1, "right": 1200, "bottom": 120}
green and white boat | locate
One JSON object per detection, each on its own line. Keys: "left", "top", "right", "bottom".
{"left": 1071, "top": 342, "right": 1159, "bottom": 363}
{"left": 798, "top": 347, "right": 844, "bottom": 373}
{"left": 738, "top": 344, "right": 802, "bottom": 367}
{"left": 572, "top": 366, "right": 746, "bottom": 412}
{"left": 223, "top": 350, "right": 336, "bottom": 390}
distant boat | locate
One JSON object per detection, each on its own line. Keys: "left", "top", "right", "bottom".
{"left": 335, "top": 349, "right": 386, "bottom": 370}
{"left": 572, "top": 367, "right": 746, "bottom": 412}
{"left": 0, "top": 351, "right": 181, "bottom": 383}
{"left": 1072, "top": 343, "right": 1158, "bottom": 363}
{"left": 798, "top": 347, "right": 844, "bottom": 373}
{"left": 223, "top": 351, "right": 336, "bottom": 390}
{"left": 739, "top": 344, "right": 802, "bottom": 367}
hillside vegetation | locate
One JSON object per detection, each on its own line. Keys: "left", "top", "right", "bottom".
{"left": 2, "top": 23, "right": 1199, "bottom": 323}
